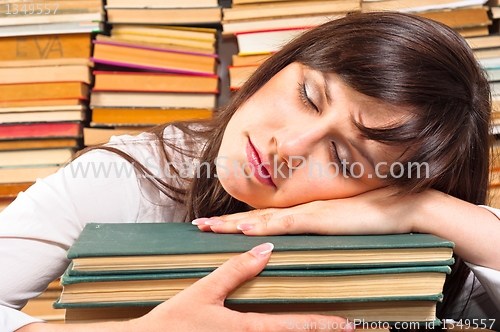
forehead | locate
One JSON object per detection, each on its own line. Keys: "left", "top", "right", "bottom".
{"left": 320, "top": 69, "right": 410, "bottom": 128}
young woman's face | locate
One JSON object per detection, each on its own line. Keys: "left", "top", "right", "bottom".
{"left": 217, "top": 62, "right": 406, "bottom": 208}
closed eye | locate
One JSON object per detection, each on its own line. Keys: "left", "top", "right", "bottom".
{"left": 331, "top": 142, "right": 350, "bottom": 175}
{"left": 298, "top": 82, "right": 320, "bottom": 113}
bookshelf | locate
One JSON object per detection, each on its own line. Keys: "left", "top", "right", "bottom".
{"left": 0, "top": 0, "right": 499, "bottom": 327}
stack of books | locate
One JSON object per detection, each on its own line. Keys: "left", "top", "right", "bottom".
{"left": 85, "top": 0, "right": 222, "bottom": 146}
{"left": 0, "top": 0, "right": 102, "bottom": 199}
{"left": 54, "top": 222, "right": 454, "bottom": 327}
{"left": 223, "top": 0, "right": 360, "bottom": 90}
{"left": 361, "top": 0, "right": 491, "bottom": 37}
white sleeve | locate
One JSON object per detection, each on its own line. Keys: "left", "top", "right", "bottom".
{"left": 465, "top": 261, "right": 500, "bottom": 310}
{"left": 0, "top": 150, "right": 141, "bottom": 332}
{"left": 467, "top": 205, "right": 500, "bottom": 310}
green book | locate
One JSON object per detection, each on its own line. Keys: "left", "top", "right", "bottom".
{"left": 57, "top": 264, "right": 451, "bottom": 305}
{"left": 66, "top": 222, "right": 455, "bottom": 275}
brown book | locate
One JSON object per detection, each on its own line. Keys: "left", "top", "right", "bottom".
{"left": 0, "top": 82, "right": 88, "bottom": 102}
{"left": 106, "top": 7, "right": 221, "bottom": 25}
{"left": 223, "top": 0, "right": 360, "bottom": 21}
{"left": 0, "top": 138, "right": 79, "bottom": 151}
{"left": 0, "top": 182, "right": 33, "bottom": 198}
{"left": 92, "top": 38, "right": 218, "bottom": 76}
{"left": 417, "top": 6, "right": 491, "bottom": 29}
{"left": 0, "top": 64, "right": 91, "bottom": 85}
{"left": 0, "top": 33, "right": 92, "bottom": 61}
{"left": 94, "top": 71, "right": 218, "bottom": 93}
{"left": 91, "top": 108, "right": 212, "bottom": 126}
{"left": 455, "top": 25, "right": 490, "bottom": 38}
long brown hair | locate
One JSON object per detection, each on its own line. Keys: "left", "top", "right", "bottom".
{"left": 80, "top": 12, "right": 491, "bottom": 321}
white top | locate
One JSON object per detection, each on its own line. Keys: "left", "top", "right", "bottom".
{"left": 0, "top": 126, "right": 499, "bottom": 331}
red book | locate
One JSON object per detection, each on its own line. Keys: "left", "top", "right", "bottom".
{"left": 0, "top": 122, "right": 81, "bottom": 140}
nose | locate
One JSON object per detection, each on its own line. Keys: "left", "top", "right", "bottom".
{"left": 273, "top": 122, "right": 328, "bottom": 168}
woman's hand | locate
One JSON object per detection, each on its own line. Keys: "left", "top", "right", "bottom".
{"left": 134, "top": 242, "right": 353, "bottom": 332}
{"left": 21, "top": 243, "right": 353, "bottom": 332}
{"left": 194, "top": 187, "right": 419, "bottom": 236}
{"left": 195, "top": 188, "right": 500, "bottom": 271}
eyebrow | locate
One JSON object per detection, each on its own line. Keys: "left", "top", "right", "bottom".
{"left": 321, "top": 72, "right": 332, "bottom": 106}
{"left": 347, "top": 137, "right": 376, "bottom": 170}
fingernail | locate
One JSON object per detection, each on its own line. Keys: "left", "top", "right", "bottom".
{"left": 249, "top": 243, "right": 274, "bottom": 257}
{"left": 237, "top": 223, "right": 254, "bottom": 231}
{"left": 192, "top": 218, "right": 210, "bottom": 225}
{"left": 344, "top": 322, "right": 355, "bottom": 332}
{"left": 205, "top": 219, "right": 225, "bottom": 226}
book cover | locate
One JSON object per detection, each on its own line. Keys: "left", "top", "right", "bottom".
{"left": 67, "top": 222, "right": 454, "bottom": 275}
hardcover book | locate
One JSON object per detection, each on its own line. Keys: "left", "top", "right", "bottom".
{"left": 66, "top": 222, "right": 455, "bottom": 275}
{"left": 57, "top": 264, "right": 451, "bottom": 304}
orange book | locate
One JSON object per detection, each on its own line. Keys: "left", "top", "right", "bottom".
{"left": 0, "top": 98, "right": 85, "bottom": 108}
{"left": 91, "top": 39, "right": 218, "bottom": 76}
{"left": 91, "top": 108, "right": 212, "bottom": 126}
{"left": 0, "top": 33, "right": 92, "bottom": 61}
{"left": 228, "top": 65, "right": 259, "bottom": 90}
{"left": 0, "top": 182, "right": 33, "bottom": 198}
{"left": 0, "top": 138, "right": 78, "bottom": 151}
{"left": 93, "top": 71, "right": 218, "bottom": 93}
{"left": 0, "top": 82, "right": 88, "bottom": 102}
{"left": 232, "top": 53, "right": 270, "bottom": 67}
{"left": 0, "top": 198, "right": 14, "bottom": 212}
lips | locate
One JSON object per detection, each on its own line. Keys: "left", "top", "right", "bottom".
{"left": 246, "top": 139, "right": 276, "bottom": 187}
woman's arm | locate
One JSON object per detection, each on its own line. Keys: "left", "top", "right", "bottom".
{"left": 200, "top": 188, "right": 500, "bottom": 271}
{"left": 17, "top": 243, "right": 353, "bottom": 332}
{"left": 0, "top": 150, "right": 142, "bottom": 331}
